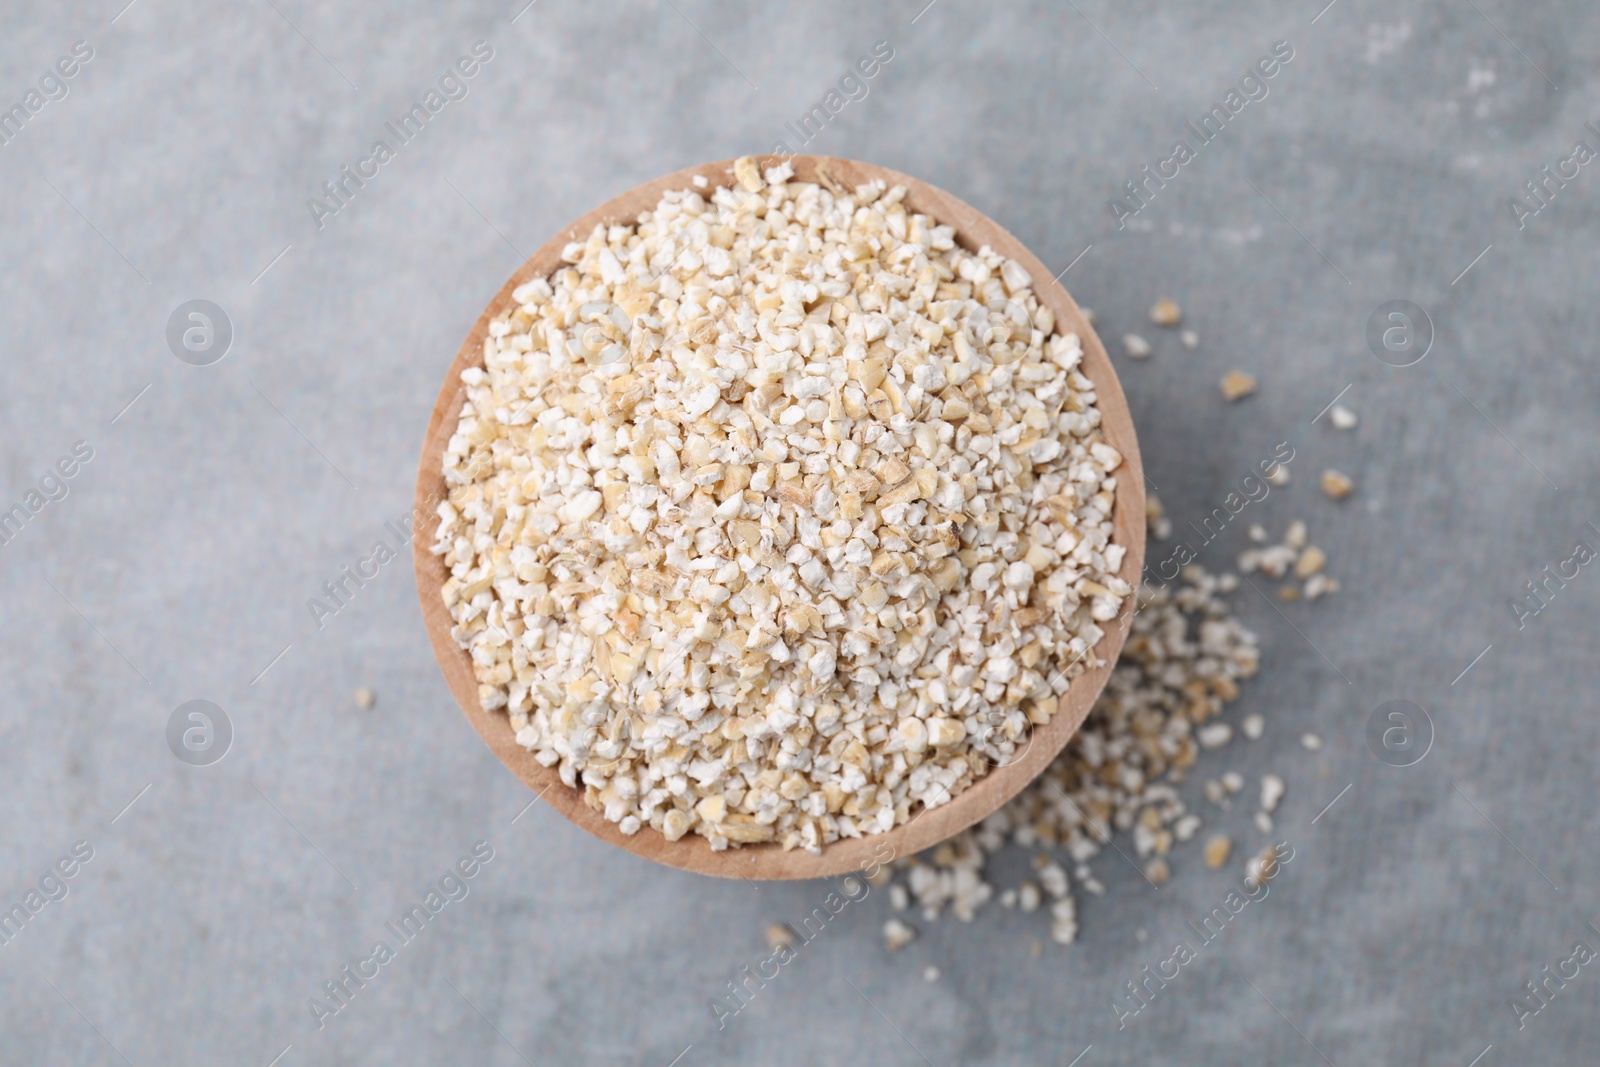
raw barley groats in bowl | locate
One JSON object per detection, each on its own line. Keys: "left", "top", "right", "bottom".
{"left": 428, "top": 156, "right": 1135, "bottom": 858}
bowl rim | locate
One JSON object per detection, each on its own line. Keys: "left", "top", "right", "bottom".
{"left": 412, "top": 154, "right": 1145, "bottom": 880}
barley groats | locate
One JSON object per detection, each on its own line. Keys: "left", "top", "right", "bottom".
{"left": 432, "top": 158, "right": 1129, "bottom": 853}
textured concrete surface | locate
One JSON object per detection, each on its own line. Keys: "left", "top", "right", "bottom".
{"left": 1, "top": 1, "right": 1597, "bottom": 1064}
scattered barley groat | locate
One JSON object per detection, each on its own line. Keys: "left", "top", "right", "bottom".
{"left": 1300, "top": 732, "right": 1323, "bottom": 751}
{"left": 1245, "top": 845, "right": 1279, "bottom": 886}
{"left": 1304, "top": 573, "right": 1339, "bottom": 599}
{"left": 1179, "top": 329, "right": 1199, "bottom": 350}
{"left": 883, "top": 918, "right": 916, "bottom": 951}
{"left": 766, "top": 923, "right": 796, "bottom": 950}
{"left": 1260, "top": 774, "right": 1285, "bottom": 813}
{"left": 1240, "top": 523, "right": 1335, "bottom": 598}
{"left": 1220, "top": 370, "right": 1256, "bottom": 401}
{"left": 1329, "top": 404, "right": 1357, "bottom": 429}
{"left": 353, "top": 687, "right": 376, "bottom": 709}
{"left": 1145, "top": 491, "right": 1173, "bottom": 541}
{"left": 1293, "top": 545, "right": 1326, "bottom": 578}
{"left": 885, "top": 567, "right": 1261, "bottom": 940}
{"left": 1050, "top": 897, "right": 1078, "bottom": 944}
{"left": 1204, "top": 835, "right": 1232, "bottom": 869}
{"left": 1239, "top": 544, "right": 1292, "bottom": 578}
{"left": 875, "top": 565, "right": 1342, "bottom": 951}
{"left": 1320, "top": 469, "right": 1354, "bottom": 499}
{"left": 1150, "top": 298, "right": 1182, "bottom": 327}
{"left": 1038, "top": 860, "right": 1069, "bottom": 898}
{"left": 1123, "top": 333, "right": 1152, "bottom": 358}
{"left": 432, "top": 158, "right": 1130, "bottom": 854}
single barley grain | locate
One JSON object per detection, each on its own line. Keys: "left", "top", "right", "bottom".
{"left": 1320, "top": 469, "right": 1354, "bottom": 499}
{"left": 1150, "top": 298, "right": 1182, "bottom": 327}
{"left": 1220, "top": 371, "right": 1256, "bottom": 401}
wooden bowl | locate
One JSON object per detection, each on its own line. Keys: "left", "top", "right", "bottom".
{"left": 413, "top": 156, "right": 1145, "bottom": 880}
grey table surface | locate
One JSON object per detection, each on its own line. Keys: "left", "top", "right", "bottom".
{"left": 2, "top": 1, "right": 1597, "bottom": 1064}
